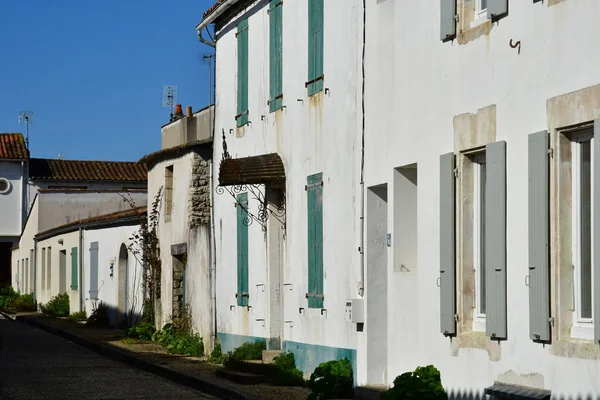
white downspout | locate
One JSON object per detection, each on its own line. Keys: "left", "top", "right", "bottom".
{"left": 358, "top": 0, "right": 366, "bottom": 297}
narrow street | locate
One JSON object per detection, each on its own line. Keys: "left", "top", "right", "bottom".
{"left": 0, "top": 315, "right": 216, "bottom": 400}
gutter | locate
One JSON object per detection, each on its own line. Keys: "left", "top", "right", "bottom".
{"left": 35, "top": 216, "right": 141, "bottom": 242}
{"left": 358, "top": 0, "right": 366, "bottom": 297}
{"left": 79, "top": 226, "right": 83, "bottom": 312}
{"left": 195, "top": 0, "right": 242, "bottom": 36}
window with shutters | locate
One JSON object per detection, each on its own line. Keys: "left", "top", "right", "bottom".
{"left": 269, "top": 0, "right": 283, "bottom": 112}
{"left": 307, "top": 173, "right": 324, "bottom": 308}
{"left": 41, "top": 248, "right": 46, "bottom": 292}
{"left": 307, "top": 0, "right": 324, "bottom": 96}
{"left": 71, "top": 247, "right": 78, "bottom": 290}
{"left": 165, "top": 165, "right": 173, "bottom": 222}
{"left": 571, "top": 129, "right": 594, "bottom": 340}
{"left": 236, "top": 19, "right": 249, "bottom": 127}
{"left": 473, "top": 152, "right": 487, "bottom": 332}
{"left": 237, "top": 193, "right": 249, "bottom": 307}
{"left": 47, "top": 247, "right": 52, "bottom": 291}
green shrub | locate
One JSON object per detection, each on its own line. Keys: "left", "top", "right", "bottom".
{"left": 208, "top": 343, "right": 224, "bottom": 364}
{"left": 40, "top": 293, "right": 69, "bottom": 317}
{"left": 128, "top": 321, "right": 156, "bottom": 341}
{"left": 0, "top": 286, "right": 18, "bottom": 310}
{"left": 383, "top": 365, "right": 447, "bottom": 400}
{"left": 68, "top": 310, "right": 87, "bottom": 322}
{"left": 272, "top": 352, "right": 305, "bottom": 386}
{"left": 12, "top": 293, "right": 36, "bottom": 312}
{"left": 86, "top": 303, "right": 110, "bottom": 327}
{"left": 223, "top": 340, "right": 266, "bottom": 368}
{"left": 152, "top": 323, "right": 204, "bottom": 357}
{"left": 307, "top": 358, "right": 354, "bottom": 400}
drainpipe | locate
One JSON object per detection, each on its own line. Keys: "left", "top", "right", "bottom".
{"left": 198, "top": 27, "right": 216, "bottom": 48}
{"left": 210, "top": 161, "right": 217, "bottom": 343}
{"left": 79, "top": 226, "right": 84, "bottom": 312}
{"left": 358, "top": 0, "right": 366, "bottom": 297}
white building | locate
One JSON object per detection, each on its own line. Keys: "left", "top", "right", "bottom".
{"left": 359, "top": 0, "right": 600, "bottom": 398}
{"left": 197, "top": 0, "right": 362, "bottom": 377}
{"left": 141, "top": 104, "right": 215, "bottom": 352}
{"left": 0, "top": 134, "right": 28, "bottom": 287}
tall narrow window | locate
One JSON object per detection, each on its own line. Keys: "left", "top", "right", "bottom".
{"left": 572, "top": 130, "right": 594, "bottom": 338}
{"left": 269, "top": 0, "right": 283, "bottom": 112}
{"left": 236, "top": 19, "right": 249, "bottom": 127}
{"left": 16, "top": 260, "right": 19, "bottom": 292}
{"left": 165, "top": 166, "right": 174, "bottom": 222}
{"left": 41, "top": 248, "right": 46, "bottom": 291}
{"left": 30, "top": 249, "right": 34, "bottom": 292}
{"left": 473, "top": 153, "right": 486, "bottom": 331}
{"left": 47, "top": 247, "right": 52, "bottom": 291}
{"left": 25, "top": 258, "right": 28, "bottom": 294}
{"left": 307, "top": 0, "right": 324, "bottom": 96}
{"left": 236, "top": 193, "right": 249, "bottom": 306}
{"left": 477, "top": 0, "right": 488, "bottom": 18}
{"left": 307, "top": 173, "right": 324, "bottom": 308}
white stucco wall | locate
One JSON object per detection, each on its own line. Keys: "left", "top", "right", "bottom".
{"left": 148, "top": 152, "right": 214, "bottom": 352}
{"left": 362, "top": 0, "right": 600, "bottom": 397}
{"left": 11, "top": 197, "right": 38, "bottom": 294}
{"left": 0, "top": 160, "right": 25, "bottom": 237}
{"left": 212, "top": 0, "right": 361, "bottom": 372}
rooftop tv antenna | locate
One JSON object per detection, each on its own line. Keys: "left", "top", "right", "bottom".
{"left": 18, "top": 110, "right": 34, "bottom": 148}
{"left": 161, "top": 85, "right": 178, "bottom": 120}
{"left": 57, "top": 153, "right": 65, "bottom": 160}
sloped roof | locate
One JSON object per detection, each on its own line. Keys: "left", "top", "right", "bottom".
{"left": 29, "top": 158, "right": 147, "bottom": 182}
{"left": 203, "top": 0, "right": 228, "bottom": 19}
{"left": 0, "top": 133, "right": 28, "bottom": 160}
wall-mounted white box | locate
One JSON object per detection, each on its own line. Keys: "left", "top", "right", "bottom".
{"left": 344, "top": 298, "right": 364, "bottom": 323}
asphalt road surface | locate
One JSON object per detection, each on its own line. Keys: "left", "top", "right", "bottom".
{"left": 0, "top": 314, "right": 216, "bottom": 400}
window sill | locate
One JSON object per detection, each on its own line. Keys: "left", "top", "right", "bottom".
{"left": 571, "top": 324, "right": 594, "bottom": 341}
{"left": 473, "top": 315, "right": 486, "bottom": 333}
{"left": 470, "top": 14, "right": 489, "bottom": 29}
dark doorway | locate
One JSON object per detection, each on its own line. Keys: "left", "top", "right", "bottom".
{"left": 0, "top": 242, "right": 12, "bottom": 287}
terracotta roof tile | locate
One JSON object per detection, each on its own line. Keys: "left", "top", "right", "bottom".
{"left": 0, "top": 133, "right": 28, "bottom": 160}
{"left": 203, "top": 0, "right": 228, "bottom": 19}
{"left": 29, "top": 158, "right": 147, "bottom": 182}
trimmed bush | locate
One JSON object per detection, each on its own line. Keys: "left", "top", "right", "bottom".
{"left": 128, "top": 321, "right": 156, "bottom": 341}
{"left": 383, "top": 365, "right": 447, "bottom": 400}
{"left": 272, "top": 352, "right": 305, "bottom": 386}
{"left": 223, "top": 340, "right": 266, "bottom": 368}
{"left": 307, "top": 358, "right": 354, "bottom": 400}
{"left": 0, "top": 286, "right": 18, "bottom": 310}
{"left": 40, "top": 293, "right": 69, "bottom": 317}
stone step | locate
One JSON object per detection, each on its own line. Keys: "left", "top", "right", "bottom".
{"left": 355, "top": 385, "right": 388, "bottom": 400}
{"left": 262, "top": 349, "right": 282, "bottom": 364}
{"left": 215, "top": 368, "right": 269, "bottom": 385}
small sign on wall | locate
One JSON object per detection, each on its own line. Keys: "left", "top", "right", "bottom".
{"left": 386, "top": 233, "right": 391, "bottom": 247}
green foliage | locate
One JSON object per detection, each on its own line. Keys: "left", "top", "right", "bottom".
{"left": 86, "top": 303, "right": 110, "bottom": 327}
{"left": 272, "top": 352, "right": 305, "bottom": 386}
{"left": 152, "top": 323, "right": 204, "bottom": 357}
{"left": 208, "top": 343, "right": 224, "bottom": 364}
{"left": 128, "top": 321, "right": 156, "bottom": 341}
{"left": 0, "top": 286, "right": 18, "bottom": 310}
{"left": 223, "top": 341, "right": 266, "bottom": 368}
{"left": 68, "top": 310, "right": 87, "bottom": 322}
{"left": 40, "top": 293, "right": 69, "bottom": 317}
{"left": 383, "top": 365, "right": 447, "bottom": 400}
{"left": 307, "top": 358, "right": 354, "bottom": 400}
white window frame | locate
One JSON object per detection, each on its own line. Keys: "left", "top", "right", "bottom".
{"left": 473, "top": 152, "right": 487, "bottom": 332}
{"left": 471, "top": 0, "right": 489, "bottom": 28}
{"left": 571, "top": 130, "right": 594, "bottom": 340}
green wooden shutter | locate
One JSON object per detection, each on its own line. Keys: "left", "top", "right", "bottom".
{"left": 71, "top": 246, "right": 78, "bottom": 290}
{"left": 439, "top": 152, "right": 456, "bottom": 336}
{"left": 237, "top": 193, "right": 249, "bottom": 306}
{"left": 440, "top": 0, "right": 457, "bottom": 41}
{"left": 269, "top": 0, "right": 283, "bottom": 112}
{"left": 236, "top": 20, "right": 249, "bottom": 127}
{"left": 487, "top": 0, "right": 508, "bottom": 20}
{"left": 89, "top": 242, "right": 99, "bottom": 299}
{"left": 307, "top": 0, "right": 324, "bottom": 96}
{"left": 307, "top": 173, "right": 324, "bottom": 308}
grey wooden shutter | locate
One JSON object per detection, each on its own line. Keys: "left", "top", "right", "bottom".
{"left": 89, "top": 242, "right": 99, "bottom": 300}
{"left": 528, "top": 131, "right": 550, "bottom": 342}
{"left": 440, "top": 152, "right": 456, "bottom": 336}
{"left": 487, "top": 0, "right": 508, "bottom": 20}
{"left": 594, "top": 119, "right": 600, "bottom": 343}
{"left": 485, "top": 140, "right": 507, "bottom": 340}
{"left": 440, "top": 0, "right": 456, "bottom": 42}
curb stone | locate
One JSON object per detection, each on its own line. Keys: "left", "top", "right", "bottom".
{"left": 11, "top": 315, "right": 260, "bottom": 400}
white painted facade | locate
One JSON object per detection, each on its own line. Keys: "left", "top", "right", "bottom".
{"left": 360, "top": 0, "right": 600, "bottom": 397}
{"left": 209, "top": 0, "right": 362, "bottom": 376}
{"left": 148, "top": 151, "right": 214, "bottom": 352}
{"left": 0, "top": 160, "right": 26, "bottom": 237}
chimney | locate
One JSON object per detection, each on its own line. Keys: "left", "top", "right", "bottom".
{"left": 174, "top": 104, "right": 184, "bottom": 117}
{"left": 186, "top": 106, "right": 193, "bottom": 118}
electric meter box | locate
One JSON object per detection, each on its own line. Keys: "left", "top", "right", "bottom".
{"left": 344, "top": 299, "right": 364, "bottom": 323}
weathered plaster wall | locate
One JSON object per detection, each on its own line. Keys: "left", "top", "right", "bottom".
{"left": 213, "top": 0, "right": 361, "bottom": 376}
{"left": 148, "top": 151, "right": 213, "bottom": 352}
{"left": 364, "top": 0, "right": 600, "bottom": 396}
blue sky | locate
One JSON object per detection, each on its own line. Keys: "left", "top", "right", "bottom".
{"left": 0, "top": 0, "right": 215, "bottom": 161}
